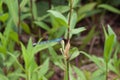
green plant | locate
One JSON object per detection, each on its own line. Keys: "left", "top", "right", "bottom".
{"left": 107, "top": 42, "right": 120, "bottom": 79}
{"left": 49, "top": 46, "right": 83, "bottom": 80}
{"left": 34, "top": 0, "right": 98, "bottom": 39}
{"left": 1, "top": 0, "right": 120, "bottom": 80}
{"left": 8, "top": 38, "right": 61, "bottom": 80}
{"left": 80, "top": 25, "right": 118, "bottom": 80}
{"left": 98, "top": 4, "right": 120, "bottom": 14}
{"left": 0, "top": 20, "right": 20, "bottom": 80}
{"left": 47, "top": 0, "right": 86, "bottom": 80}
{"left": 103, "top": 25, "right": 116, "bottom": 80}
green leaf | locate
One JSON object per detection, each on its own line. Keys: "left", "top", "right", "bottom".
{"left": 108, "top": 60, "right": 118, "bottom": 75}
{"left": 29, "top": 59, "right": 38, "bottom": 73}
{"left": 107, "top": 25, "right": 116, "bottom": 36}
{"left": 21, "top": 39, "right": 37, "bottom": 72}
{"left": 70, "top": 27, "right": 86, "bottom": 39}
{"left": 48, "top": 47, "right": 64, "bottom": 70}
{"left": 69, "top": 47, "right": 80, "bottom": 61}
{"left": 21, "top": 38, "right": 59, "bottom": 72}
{"left": 79, "top": 2, "right": 97, "bottom": 12}
{"left": 33, "top": 1, "right": 38, "bottom": 20}
{"left": 0, "top": 46, "right": 6, "bottom": 54}
{"left": 107, "top": 25, "right": 117, "bottom": 43}
{"left": 4, "top": 19, "right": 12, "bottom": 36}
{"left": 98, "top": 4, "right": 120, "bottom": 14}
{"left": 92, "top": 69, "right": 106, "bottom": 80}
{"left": 37, "top": 58, "right": 49, "bottom": 79}
{"left": 34, "top": 21, "right": 50, "bottom": 31}
{"left": 31, "top": 72, "right": 38, "bottom": 80}
{"left": 71, "top": 27, "right": 86, "bottom": 34}
{"left": 70, "top": 11, "right": 77, "bottom": 29}
{"left": 103, "top": 25, "right": 116, "bottom": 64}
{"left": 36, "top": 14, "right": 49, "bottom": 21}
{"left": 7, "top": 69, "right": 25, "bottom": 80}
{"left": 33, "top": 41, "right": 58, "bottom": 54}
{"left": 77, "top": 14, "right": 86, "bottom": 22}
{"left": 20, "top": 0, "right": 29, "bottom": 10}
{"left": 5, "top": 0, "right": 18, "bottom": 26}
{"left": 85, "top": 9, "right": 101, "bottom": 17}
{"left": 0, "top": 0, "right": 3, "bottom": 13}
{"left": 27, "top": 38, "right": 33, "bottom": 52}
{"left": 26, "top": 38, "right": 37, "bottom": 70}
{"left": 103, "top": 26, "right": 108, "bottom": 40}
{"left": 5, "top": 52, "right": 19, "bottom": 68}
{"left": 55, "top": 27, "right": 66, "bottom": 38}
{"left": 9, "top": 30, "right": 19, "bottom": 43}
{"left": 21, "top": 42, "right": 29, "bottom": 69}
{"left": 21, "top": 13, "right": 31, "bottom": 20}
{"left": 77, "top": 2, "right": 97, "bottom": 21}
{"left": 50, "top": 14, "right": 60, "bottom": 29}
{"left": 0, "top": 19, "right": 14, "bottom": 54}
{"left": 21, "top": 22, "right": 31, "bottom": 34}
{"left": 73, "top": 0, "right": 81, "bottom": 7}
{"left": 53, "top": 6, "right": 70, "bottom": 13}
{"left": 69, "top": 66, "right": 76, "bottom": 80}
{"left": 0, "top": 68, "right": 4, "bottom": 74}
{"left": 8, "top": 52, "right": 25, "bottom": 72}
{"left": 80, "top": 27, "right": 96, "bottom": 49}
{"left": 0, "top": 13, "right": 9, "bottom": 22}
{"left": 104, "top": 34, "right": 115, "bottom": 62}
{"left": 73, "top": 66, "right": 86, "bottom": 80}
{"left": 0, "top": 74, "right": 9, "bottom": 80}
{"left": 48, "top": 10, "right": 68, "bottom": 27}
{"left": 80, "top": 51, "right": 106, "bottom": 71}
{"left": 48, "top": 47, "right": 58, "bottom": 61}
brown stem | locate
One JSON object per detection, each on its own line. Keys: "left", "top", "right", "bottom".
{"left": 64, "top": 0, "right": 73, "bottom": 80}
{"left": 48, "top": 0, "right": 51, "bottom": 9}
{"left": 67, "top": 0, "right": 73, "bottom": 40}
{"left": 18, "top": 0, "right": 21, "bottom": 35}
{"left": 30, "top": 0, "right": 34, "bottom": 28}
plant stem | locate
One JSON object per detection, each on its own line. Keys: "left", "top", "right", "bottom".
{"left": 105, "top": 62, "right": 108, "bottom": 80}
{"left": 100, "top": 10, "right": 106, "bottom": 25}
{"left": 30, "top": 0, "right": 34, "bottom": 28}
{"left": 48, "top": 0, "right": 51, "bottom": 9}
{"left": 64, "top": 0, "right": 73, "bottom": 80}
{"left": 18, "top": 0, "right": 20, "bottom": 35}
{"left": 64, "top": 59, "right": 69, "bottom": 80}
{"left": 26, "top": 70, "right": 31, "bottom": 80}
{"left": 66, "top": 59, "right": 69, "bottom": 80}
{"left": 26, "top": 72, "right": 29, "bottom": 80}
{"left": 68, "top": 0, "right": 73, "bottom": 39}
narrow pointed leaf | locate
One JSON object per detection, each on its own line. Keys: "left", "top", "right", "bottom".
{"left": 71, "top": 27, "right": 86, "bottom": 34}
{"left": 104, "top": 34, "right": 114, "bottom": 62}
{"left": 98, "top": 4, "right": 120, "bottom": 14}
{"left": 48, "top": 10, "right": 68, "bottom": 27}
{"left": 34, "top": 21, "right": 50, "bottom": 31}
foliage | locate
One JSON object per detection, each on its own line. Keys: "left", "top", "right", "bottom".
{"left": 81, "top": 25, "right": 120, "bottom": 80}
{"left": 0, "top": 0, "right": 120, "bottom": 80}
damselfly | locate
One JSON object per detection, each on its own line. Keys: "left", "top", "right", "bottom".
{"left": 33, "top": 38, "right": 63, "bottom": 46}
